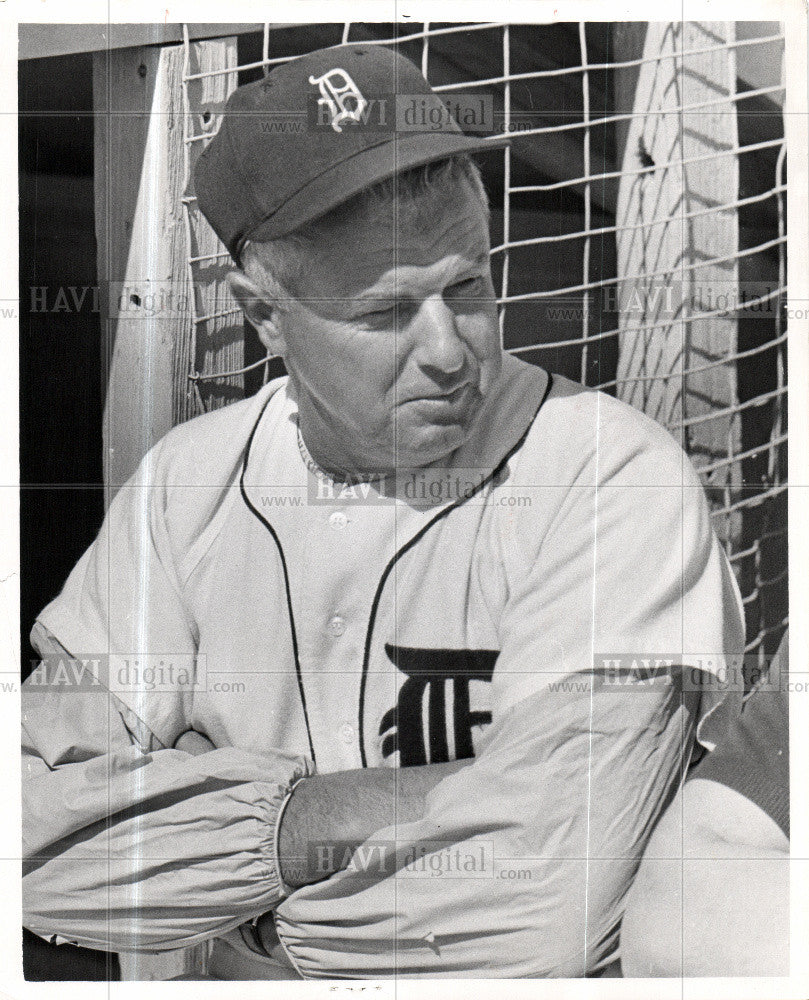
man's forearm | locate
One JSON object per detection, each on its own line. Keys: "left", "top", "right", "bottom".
{"left": 175, "top": 729, "right": 470, "bottom": 889}
{"left": 278, "top": 761, "right": 470, "bottom": 888}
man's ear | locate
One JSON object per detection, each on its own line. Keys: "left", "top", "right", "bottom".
{"left": 226, "top": 269, "right": 287, "bottom": 356}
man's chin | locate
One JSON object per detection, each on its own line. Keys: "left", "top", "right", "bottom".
{"left": 394, "top": 417, "right": 477, "bottom": 471}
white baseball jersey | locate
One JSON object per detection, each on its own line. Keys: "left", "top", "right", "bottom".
{"left": 22, "top": 353, "right": 744, "bottom": 976}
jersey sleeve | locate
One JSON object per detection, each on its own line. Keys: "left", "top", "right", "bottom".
{"left": 23, "top": 669, "right": 311, "bottom": 953}
{"left": 490, "top": 393, "right": 745, "bottom": 743}
{"left": 22, "top": 442, "right": 312, "bottom": 953}
{"left": 33, "top": 438, "right": 196, "bottom": 742}
{"left": 272, "top": 399, "right": 746, "bottom": 978}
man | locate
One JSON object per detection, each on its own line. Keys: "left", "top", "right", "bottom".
{"left": 22, "top": 44, "right": 744, "bottom": 978}
{"left": 621, "top": 633, "right": 789, "bottom": 977}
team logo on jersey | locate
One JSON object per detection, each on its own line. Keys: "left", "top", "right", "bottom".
{"left": 308, "top": 68, "right": 367, "bottom": 133}
{"left": 380, "top": 644, "right": 498, "bottom": 765}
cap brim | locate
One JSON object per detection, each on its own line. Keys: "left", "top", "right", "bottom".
{"left": 242, "top": 132, "right": 509, "bottom": 250}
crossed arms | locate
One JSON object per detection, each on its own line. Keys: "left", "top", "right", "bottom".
{"left": 23, "top": 650, "right": 704, "bottom": 976}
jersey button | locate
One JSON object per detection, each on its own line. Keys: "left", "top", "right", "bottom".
{"left": 339, "top": 723, "right": 354, "bottom": 744}
{"left": 327, "top": 615, "right": 346, "bottom": 637}
{"left": 329, "top": 510, "right": 348, "bottom": 530}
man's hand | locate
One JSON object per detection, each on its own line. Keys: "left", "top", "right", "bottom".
{"left": 277, "top": 760, "right": 471, "bottom": 889}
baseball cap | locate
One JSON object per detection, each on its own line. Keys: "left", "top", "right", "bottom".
{"left": 194, "top": 44, "right": 509, "bottom": 262}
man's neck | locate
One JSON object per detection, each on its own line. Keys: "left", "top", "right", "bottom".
{"left": 295, "top": 418, "right": 391, "bottom": 484}
{"left": 290, "top": 386, "right": 396, "bottom": 482}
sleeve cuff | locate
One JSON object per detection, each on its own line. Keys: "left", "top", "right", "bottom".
{"left": 272, "top": 774, "right": 311, "bottom": 898}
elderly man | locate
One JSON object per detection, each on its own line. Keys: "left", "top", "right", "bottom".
{"left": 23, "top": 45, "right": 744, "bottom": 979}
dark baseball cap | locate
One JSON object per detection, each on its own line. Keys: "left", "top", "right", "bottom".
{"left": 194, "top": 44, "right": 509, "bottom": 262}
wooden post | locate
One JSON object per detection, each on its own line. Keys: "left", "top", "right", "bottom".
{"left": 93, "top": 37, "right": 238, "bottom": 502}
{"left": 679, "top": 22, "right": 742, "bottom": 529}
{"left": 94, "top": 43, "right": 184, "bottom": 501}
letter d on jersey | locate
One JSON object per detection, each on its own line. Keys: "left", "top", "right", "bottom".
{"left": 308, "top": 68, "right": 368, "bottom": 133}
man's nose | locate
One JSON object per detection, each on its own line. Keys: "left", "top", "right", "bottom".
{"left": 409, "top": 295, "right": 466, "bottom": 377}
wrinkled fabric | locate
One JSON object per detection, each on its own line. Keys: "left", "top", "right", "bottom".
{"left": 23, "top": 644, "right": 312, "bottom": 952}
{"left": 275, "top": 674, "right": 698, "bottom": 977}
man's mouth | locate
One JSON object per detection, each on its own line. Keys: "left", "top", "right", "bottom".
{"left": 404, "top": 380, "right": 473, "bottom": 405}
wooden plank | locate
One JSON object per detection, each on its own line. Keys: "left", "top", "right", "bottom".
{"left": 94, "top": 43, "right": 187, "bottom": 500}
{"left": 679, "top": 21, "right": 741, "bottom": 521}
{"left": 21, "top": 23, "right": 263, "bottom": 61}
{"left": 614, "top": 21, "right": 741, "bottom": 546}
{"left": 117, "top": 943, "right": 211, "bottom": 982}
{"left": 94, "top": 36, "right": 240, "bottom": 501}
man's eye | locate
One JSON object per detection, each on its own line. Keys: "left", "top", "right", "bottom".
{"left": 447, "top": 276, "right": 482, "bottom": 296}
{"left": 361, "top": 305, "right": 396, "bottom": 323}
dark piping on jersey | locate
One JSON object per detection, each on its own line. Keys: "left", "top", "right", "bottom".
{"left": 240, "top": 394, "right": 317, "bottom": 766}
